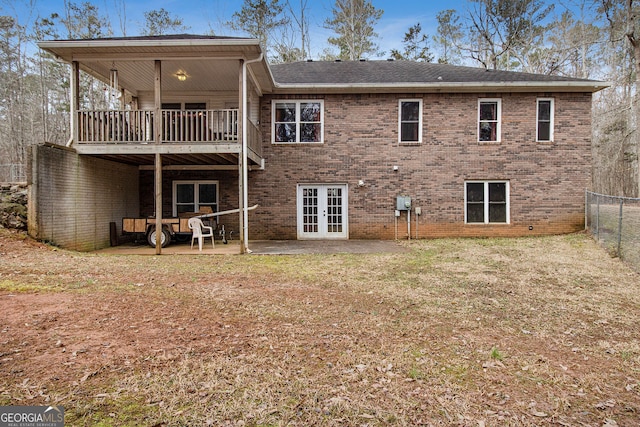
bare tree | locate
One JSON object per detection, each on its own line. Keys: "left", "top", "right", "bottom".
{"left": 521, "top": 10, "right": 602, "bottom": 76}
{"left": 601, "top": 0, "right": 640, "bottom": 196}
{"left": 465, "top": 0, "right": 554, "bottom": 70}
{"left": 34, "top": 15, "right": 71, "bottom": 145}
{"left": 113, "top": 0, "right": 128, "bottom": 36}
{"left": 0, "top": 14, "right": 32, "bottom": 169}
{"left": 271, "top": 25, "right": 303, "bottom": 63}
{"left": 434, "top": 9, "right": 464, "bottom": 64}
{"left": 286, "top": 0, "right": 310, "bottom": 59}
{"left": 269, "top": 0, "right": 312, "bottom": 63}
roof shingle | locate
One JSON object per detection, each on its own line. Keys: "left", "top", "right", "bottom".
{"left": 270, "top": 60, "right": 598, "bottom": 85}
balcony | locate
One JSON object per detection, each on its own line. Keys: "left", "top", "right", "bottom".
{"left": 78, "top": 109, "right": 240, "bottom": 143}
{"left": 75, "top": 109, "right": 263, "bottom": 162}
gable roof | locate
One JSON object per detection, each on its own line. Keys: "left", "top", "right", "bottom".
{"left": 38, "top": 34, "right": 607, "bottom": 96}
{"left": 270, "top": 60, "right": 608, "bottom": 94}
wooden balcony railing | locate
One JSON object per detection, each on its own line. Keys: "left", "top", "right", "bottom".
{"left": 77, "top": 110, "right": 154, "bottom": 143}
{"left": 161, "top": 109, "right": 238, "bottom": 142}
{"left": 77, "top": 109, "right": 241, "bottom": 144}
{"left": 247, "top": 119, "right": 262, "bottom": 158}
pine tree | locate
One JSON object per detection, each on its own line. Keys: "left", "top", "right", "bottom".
{"left": 390, "top": 23, "right": 434, "bottom": 62}
{"left": 324, "top": 0, "right": 383, "bottom": 60}
{"left": 141, "top": 8, "right": 188, "bottom": 36}
{"left": 228, "top": 0, "right": 289, "bottom": 54}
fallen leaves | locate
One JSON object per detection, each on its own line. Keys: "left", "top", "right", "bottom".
{"left": 595, "top": 399, "right": 616, "bottom": 410}
{"left": 1, "top": 231, "right": 640, "bottom": 425}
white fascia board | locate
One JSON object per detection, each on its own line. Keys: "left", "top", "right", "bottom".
{"left": 38, "top": 38, "right": 264, "bottom": 63}
{"left": 273, "top": 81, "right": 610, "bottom": 94}
{"left": 38, "top": 38, "right": 261, "bottom": 50}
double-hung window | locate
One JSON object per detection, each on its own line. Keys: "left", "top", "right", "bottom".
{"left": 398, "top": 99, "right": 422, "bottom": 143}
{"left": 173, "top": 180, "right": 218, "bottom": 216}
{"left": 273, "top": 100, "right": 323, "bottom": 143}
{"left": 537, "top": 98, "right": 554, "bottom": 142}
{"left": 465, "top": 181, "right": 509, "bottom": 224}
{"left": 478, "top": 99, "right": 501, "bottom": 142}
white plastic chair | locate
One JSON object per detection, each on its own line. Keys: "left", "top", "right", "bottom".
{"left": 188, "top": 217, "right": 214, "bottom": 251}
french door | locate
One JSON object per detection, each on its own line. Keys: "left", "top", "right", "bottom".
{"left": 297, "top": 184, "right": 348, "bottom": 239}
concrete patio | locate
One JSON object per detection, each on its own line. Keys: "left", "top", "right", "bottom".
{"left": 96, "top": 239, "right": 410, "bottom": 255}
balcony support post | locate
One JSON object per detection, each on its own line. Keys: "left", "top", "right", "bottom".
{"left": 240, "top": 53, "right": 263, "bottom": 254}
{"left": 154, "top": 60, "right": 163, "bottom": 255}
{"left": 68, "top": 61, "right": 80, "bottom": 147}
{"left": 238, "top": 60, "right": 245, "bottom": 254}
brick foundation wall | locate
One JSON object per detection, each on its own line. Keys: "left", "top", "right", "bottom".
{"left": 249, "top": 92, "right": 592, "bottom": 240}
{"left": 28, "top": 144, "right": 140, "bottom": 251}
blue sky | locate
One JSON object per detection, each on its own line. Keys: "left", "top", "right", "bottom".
{"left": 3, "top": 0, "right": 470, "bottom": 58}
{"left": 6, "top": 0, "right": 592, "bottom": 61}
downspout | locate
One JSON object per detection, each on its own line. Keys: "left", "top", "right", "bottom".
{"left": 241, "top": 53, "right": 263, "bottom": 253}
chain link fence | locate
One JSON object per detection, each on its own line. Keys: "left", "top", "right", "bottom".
{"left": 0, "top": 164, "right": 26, "bottom": 183}
{"left": 586, "top": 190, "right": 640, "bottom": 273}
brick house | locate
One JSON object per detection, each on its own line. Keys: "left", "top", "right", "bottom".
{"left": 30, "top": 35, "right": 607, "bottom": 252}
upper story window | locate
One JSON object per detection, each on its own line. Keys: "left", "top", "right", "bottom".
{"left": 272, "top": 100, "right": 323, "bottom": 143}
{"left": 465, "top": 181, "right": 509, "bottom": 224}
{"left": 478, "top": 99, "right": 501, "bottom": 142}
{"left": 162, "top": 102, "right": 207, "bottom": 110}
{"left": 398, "top": 99, "right": 422, "bottom": 143}
{"left": 537, "top": 98, "right": 554, "bottom": 142}
{"left": 172, "top": 180, "right": 218, "bottom": 217}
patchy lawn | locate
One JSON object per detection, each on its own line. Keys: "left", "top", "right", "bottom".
{"left": 1, "top": 228, "right": 639, "bottom": 426}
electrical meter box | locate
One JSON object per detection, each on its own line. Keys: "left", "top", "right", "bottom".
{"left": 396, "top": 196, "right": 412, "bottom": 211}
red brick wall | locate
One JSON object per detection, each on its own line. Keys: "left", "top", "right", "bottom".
{"left": 138, "top": 170, "right": 241, "bottom": 237}
{"left": 249, "top": 91, "right": 592, "bottom": 240}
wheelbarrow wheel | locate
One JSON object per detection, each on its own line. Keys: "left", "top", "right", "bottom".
{"left": 147, "top": 227, "right": 171, "bottom": 248}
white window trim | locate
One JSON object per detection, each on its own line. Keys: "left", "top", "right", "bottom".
{"left": 464, "top": 180, "right": 510, "bottom": 224}
{"left": 536, "top": 98, "right": 554, "bottom": 142}
{"left": 478, "top": 98, "right": 502, "bottom": 143}
{"left": 398, "top": 99, "right": 423, "bottom": 144}
{"left": 272, "top": 99, "right": 324, "bottom": 144}
{"left": 172, "top": 180, "right": 219, "bottom": 217}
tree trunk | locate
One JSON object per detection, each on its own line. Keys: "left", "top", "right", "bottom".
{"left": 628, "top": 0, "right": 640, "bottom": 196}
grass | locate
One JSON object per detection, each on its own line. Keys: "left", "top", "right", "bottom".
{"left": 490, "top": 346, "right": 504, "bottom": 361}
{"left": 1, "top": 231, "right": 639, "bottom": 425}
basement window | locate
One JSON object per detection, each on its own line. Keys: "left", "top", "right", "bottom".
{"left": 172, "top": 180, "right": 218, "bottom": 216}
{"left": 465, "top": 181, "right": 509, "bottom": 224}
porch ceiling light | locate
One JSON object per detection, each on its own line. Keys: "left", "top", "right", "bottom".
{"left": 175, "top": 71, "right": 188, "bottom": 81}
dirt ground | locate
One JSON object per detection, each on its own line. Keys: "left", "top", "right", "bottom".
{"left": 1, "top": 228, "right": 639, "bottom": 426}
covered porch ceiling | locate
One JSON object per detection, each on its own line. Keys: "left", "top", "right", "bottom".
{"left": 94, "top": 152, "right": 242, "bottom": 168}
{"left": 87, "top": 151, "right": 264, "bottom": 170}
{"left": 39, "top": 35, "right": 276, "bottom": 96}
{"left": 83, "top": 58, "right": 252, "bottom": 95}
